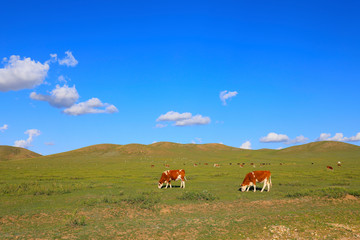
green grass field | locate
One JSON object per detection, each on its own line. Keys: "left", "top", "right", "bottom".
{"left": 1, "top": 141, "right": 360, "bottom": 239}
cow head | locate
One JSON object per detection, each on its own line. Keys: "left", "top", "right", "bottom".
{"left": 158, "top": 182, "right": 164, "bottom": 189}
{"left": 240, "top": 184, "right": 247, "bottom": 192}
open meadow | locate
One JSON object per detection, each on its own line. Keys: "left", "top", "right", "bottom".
{"left": 1, "top": 141, "right": 360, "bottom": 239}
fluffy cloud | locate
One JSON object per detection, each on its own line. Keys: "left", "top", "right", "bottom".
{"left": 58, "top": 51, "right": 78, "bottom": 67}
{"left": 0, "top": 55, "right": 49, "bottom": 92}
{"left": 316, "top": 132, "right": 360, "bottom": 142}
{"left": 157, "top": 111, "right": 192, "bottom": 122}
{"left": 220, "top": 90, "right": 238, "bottom": 105}
{"left": 63, "top": 98, "right": 118, "bottom": 116}
{"left": 260, "top": 132, "right": 290, "bottom": 143}
{"left": 316, "top": 133, "right": 345, "bottom": 141}
{"left": 343, "top": 132, "right": 360, "bottom": 142}
{"left": 286, "top": 135, "right": 309, "bottom": 144}
{"left": 0, "top": 124, "right": 8, "bottom": 132}
{"left": 14, "top": 129, "right": 41, "bottom": 148}
{"left": 157, "top": 111, "right": 211, "bottom": 126}
{"left": 175, "top": 115, "right": 211, "bottom": 126}
{"left": 240, "top": 141, "right": 251, "bottom": 149}
{"left": 30, "top": 84, "right": 79, "bottom": 108}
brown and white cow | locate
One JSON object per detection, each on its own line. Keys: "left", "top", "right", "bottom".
{"left": 240, "top": 171, "right": 272, "bottom": 192}
{"left": 158, "top": 169, "right": 186, "bottom": 189}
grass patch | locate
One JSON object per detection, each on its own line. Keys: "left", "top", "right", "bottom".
{"left": 177, "top": 190, "right": 218, "bottom": 201}
{"left": 124, "top": 192, "right": 159, "bottom": 209}
{"left": 0, "top": 181, "right": 88, "bottom": 196}
{"left": 286, "top": 187, "right": 360, "bottom": 199}
{"left": 67, "top": 209, "right": 86, "bottom": 226}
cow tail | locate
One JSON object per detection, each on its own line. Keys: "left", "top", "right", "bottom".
{"left": 269, "top": 176, "right": 272, "bottom": 187}
{"left": 184, "top": 176, "right": 187, "bottom": 181}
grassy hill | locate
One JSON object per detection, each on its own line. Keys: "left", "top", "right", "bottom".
{"left": 278, "top": 141, "right": 360, "bottom": 153}
{"left": 0, "top": 145, "right": 41, "bottom": 161}
{"left": 1, "top": 141, "right": 360, "bottom": 239}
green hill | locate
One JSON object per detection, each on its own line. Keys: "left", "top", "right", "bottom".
{"left": 0, "top": 145, "right": 41, "bottom": 161}
{"left": 278, "top": 141, "right": 360, "bottom": 153}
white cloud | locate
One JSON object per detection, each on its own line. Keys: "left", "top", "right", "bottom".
{"left": 220, "top": 90, "right": 238, "bottom": 105}
{"left": 14, "top": 129, "right": 41, "bottom": 148}
{"left": 260, "top": 132, "right": 290, "bottom": 143}
{"left": 44, "top": 142, "right": 55, "bottom": 146}
{"left": 63, "top": 98, "right": 118, "bottom": 116}
{"left": 343, "top": 132, "right": 360, "bottom": 142}
{"left": 316, "top": 133, "right": 345, "bottom": 141}
{"left": 240, "top": 141, "right": 251, "bottom": 149}
{"left": 0, "top": 124, "right": 8, "bottom": 132}
{"left": 157, "top": 111, "right": 192, "bottom": 122}
{"left": 30, "top": 84, "right": 79, "bottom": 108}
{"left": 175, "top": 114, "right": 211, "bottom": 126}
{"left": 327, "top": 133, "right": 344, "bottom": 141}
{"left": 58, "top": 51, "right": 78, "bottom": 67}
{"left": 0, "top": 55, "right": 49, "bottom": 92}
{"left": 157, "top": 111, "right": 211, "bottom": 126}
{"left": 286, "top": 135, "right": 309, "bottom": 144}
{"left": 316, "top": 133, "right": 331, "bottom": 141}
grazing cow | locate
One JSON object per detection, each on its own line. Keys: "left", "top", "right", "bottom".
{"left": 213, "top": 163, "right": 220, "bottom": 167}
{"left": 239, "top": 164, "right": 244, "bottom": 168}
{"left": 337, "top": 161, "right": 341, "bottom": 167}
{"left": 237, "top": 163, "right": 241, "bottom": 165}
{"left": 204, "top": 163, "right": 208, "bottom": 165}
{"left": 229, "top": 163, "right": 232, "bottom": 165}
{"left": 151, "top": 165, "right": 155, "bottom": 168}
{"left": 327, "top": 166, "right": 333, "bottom": 170}
{"left": 165, "top": 164, "right": 170, "bottom": 168}
{"left": 193, "top": 163, "right": 198, "bottom": 167}
{"left": 158, "top": 169, "right": 186, "bottom": 189}
{"left": 240, "top": 171, "right": 272, "bottom": 192}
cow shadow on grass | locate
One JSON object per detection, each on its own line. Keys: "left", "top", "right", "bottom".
{"left": 238, "top": 186, "right": 264, "bottom": 192}
{"left": 160, "top": 185, "right": 182, "bottom": 189}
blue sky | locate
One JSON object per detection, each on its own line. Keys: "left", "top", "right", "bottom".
{"left": 1, "top": 0, "right": 360, "bottom": 155}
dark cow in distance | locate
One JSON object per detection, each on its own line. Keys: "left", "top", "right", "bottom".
{"left": 327, "top": 166, "right": 333, "bottom": 170}
{"left": 158, "top": 169, "right": 186, "bottom": 189}
{"left": 240, "top": 171, "right": 272, "bottom": 192}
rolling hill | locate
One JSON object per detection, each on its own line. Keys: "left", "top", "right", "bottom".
{"left": 0, "top": 145, "right": 42, "bottom": 161}
{"left": 278, "top": 141, "right": 360, "bottom": 153}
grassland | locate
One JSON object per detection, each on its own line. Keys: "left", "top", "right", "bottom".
{"left": 0, "top": 141, "right": 360, "bottom": 239}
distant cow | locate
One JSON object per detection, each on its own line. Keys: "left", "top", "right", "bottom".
{"left": 327, "top": 166, "right": 333, "bottom": 170}
{"left": 204, "top": 163, "right": 208, "bottom": 165}
{"left": 158, "top": 169, "right": 186, "bottom": 189}
{"left": 193, "top": 163, "right": 198, "bottom": 167}
{"left": 165, "top": 164, "right": 170, "bottom": 168}
{"left": 337, "top": 161, "right": 342, "bottom": 167}
{"left": 151, "top": 165, "right": 155, "bottom": 168}
{"left": 213, "top": 164, "right": 220, "bottom": 167}
{"left": 240, "top": 171, "right": 272, "bottom": 192}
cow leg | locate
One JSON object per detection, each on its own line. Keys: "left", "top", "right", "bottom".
{"left": 169, "top": 181, "right": 172, "bottom": 188}
{"left": 182, "top": 180, "right": 185, "bottom": 189}
{"left": 261, "top": 179, "right": 267, "bottom": 192}
{"left": 165, "top": 182, "right": 169, "bottom": 189}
